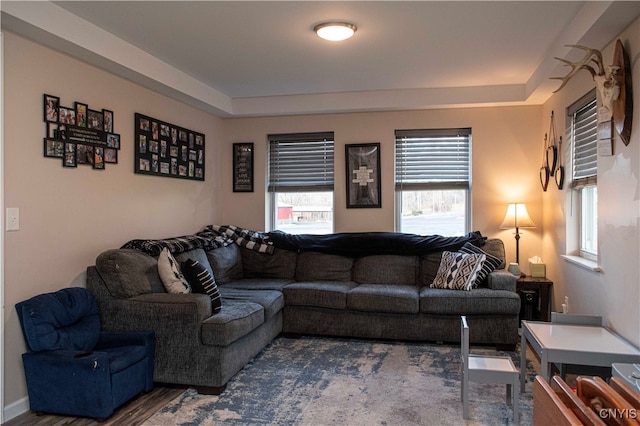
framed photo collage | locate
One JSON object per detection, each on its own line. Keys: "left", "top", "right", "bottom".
{"left": 43, "top": 94, "right": 120, "bottom": 169}
{"left": 134, "top": 113, "right": 205, "bottom": 181}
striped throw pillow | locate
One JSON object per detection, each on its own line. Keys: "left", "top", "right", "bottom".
{"left": 459, "top": 242, "right": 503, "bottom": 287}
{"left": 181, "top": 258, "right": 222, "bottom": 314}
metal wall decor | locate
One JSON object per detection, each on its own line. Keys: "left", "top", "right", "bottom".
{"left": 134, "top": 113, "right": 205, "bottom": 180}
{"left": 346, "top": 143, "right": 381, "bottom": 208}
{"left": 43, "top": 94, "right": 120, "bottom": 169}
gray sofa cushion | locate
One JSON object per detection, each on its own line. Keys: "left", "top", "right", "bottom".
{"left": 353, "top": 255, "right": 418, "bottom": 285}
{"left": 221, "top": 278, "right": 294, "bottom": 291}
{"left": 481, "top": 239, "right": 506, "bottom": 269}
{"left": 347, "top": 284, "right": 420, "bottom": 314}
{"left": 241, "top": 248, "right": 297, "bottom": 279}
{"left": 95, "top": 249, "right": 164, "bottom": 297}
{"left": 201, "top": 299, "right": 264, "bottom": 346}
{"left": 419, "top": 287, "right": 520, "bottom": 315}
{"left": 284, "top": 281, "right": 359, "bottom": 309}
{"left": 175, "top": 248, "right": 214, "bottom": 277}
{"left": 419, "top": 252, "right": 443, "bottom": 287}
{"left": 219, "top": 288, "right": 284, "bottom": 321}
{"left": 296, "top": 252, "right": 353, "bottom": 281}
{"left": 206, "top": 244, "right": 244, "bottom": 284}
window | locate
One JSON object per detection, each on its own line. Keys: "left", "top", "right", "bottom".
{"left": 268, "top": 132, "right": 334, "bottom": 234}
{"left": 395, "top": 128, "right": 471, "bottom": 236}
{"left": 568, "top": 89, "right": 598, "bottom": 259}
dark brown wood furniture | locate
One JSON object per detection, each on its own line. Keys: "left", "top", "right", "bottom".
{"left": 517, "top": 276, "right": 553, "bottom": 322}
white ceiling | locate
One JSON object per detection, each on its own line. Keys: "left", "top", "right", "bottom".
{"left": 2, "top": 1, "right": 639, "bottom": 117}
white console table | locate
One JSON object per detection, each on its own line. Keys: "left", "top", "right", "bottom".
{"left": 520, "top": 320, "right": 640, "bottom": 392}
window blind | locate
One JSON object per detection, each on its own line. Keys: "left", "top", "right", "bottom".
{"left": 569, "top": 90, "right": 597, "bottom": 189}
{"left": 395, "top": 128, "right": 471, "bottom": 190}
{"left": 268, "top": 132, "right": 334, "bottom": 192}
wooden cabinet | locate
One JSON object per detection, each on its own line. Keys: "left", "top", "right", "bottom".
{"left": 517, "top": 276, "right": 553, "bottom": 322}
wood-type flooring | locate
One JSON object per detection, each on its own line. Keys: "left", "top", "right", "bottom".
{"left": 3, "top": 384, "right": 187, "bottom": 426}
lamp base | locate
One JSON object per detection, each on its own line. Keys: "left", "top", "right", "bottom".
{"left": 507, "top": 262, "right": 521, "bottom": 277}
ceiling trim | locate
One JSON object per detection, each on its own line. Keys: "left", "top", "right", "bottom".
{"left": 2, "top": 1, "right": 638, "bottom": 117}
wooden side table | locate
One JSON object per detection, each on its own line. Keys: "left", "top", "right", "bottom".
{"left": 516, "top": 276, "right": 553, "bottom": 322}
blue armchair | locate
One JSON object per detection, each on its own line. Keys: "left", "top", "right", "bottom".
{"left": 15, "top": 287, "right": 155, "bottom": 420}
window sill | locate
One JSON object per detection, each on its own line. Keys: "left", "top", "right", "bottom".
{"left": 561, "top": 255, "right": 602, "bottom": 272}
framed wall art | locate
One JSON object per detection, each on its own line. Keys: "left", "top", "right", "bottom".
{"left": 134, "top": 113, "right": 205, "bottom": 181}
{"left": 346, "top": 143, "right": 381, "bottom": 208}
{"left": 42, "top": 94, "right": 120, "bottom": 170}
{"left": 233, "top": 142, "right": 254, "bottom": 192}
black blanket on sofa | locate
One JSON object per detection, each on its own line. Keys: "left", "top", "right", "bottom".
{"left": 266, "top": 230, "right": 486, "bottom": 257}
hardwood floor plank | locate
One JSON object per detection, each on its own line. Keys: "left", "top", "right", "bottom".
{"left": 3, "top": 385, "right": 187, "bottom": 426}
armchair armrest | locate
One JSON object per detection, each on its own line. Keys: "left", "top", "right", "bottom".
{"left": 487, "top": 270, "right": 517, "bottom": 292}
{"left": 96, "top": 330, "right": 155, "bottom": 351}
{"left": 21, "top": 350, "right": 117, "bottom": 418}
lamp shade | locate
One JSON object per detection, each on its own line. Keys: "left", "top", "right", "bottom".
{"left": 500, "top": 203, "right": 536, "bottom": 229}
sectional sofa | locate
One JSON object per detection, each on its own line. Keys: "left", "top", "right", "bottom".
{"left": 86, "top": 226, "right": 520, "bottom": 394}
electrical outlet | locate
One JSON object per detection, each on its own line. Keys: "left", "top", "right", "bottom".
{"left": 6, "top": 208, "right": 19, "bottom": 231}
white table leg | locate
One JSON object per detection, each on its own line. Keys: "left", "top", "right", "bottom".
{"left": 520, "top": 330, "right": 526, "bottom": 392}
{"left": 541, "top": 351, "right": 549, "bottom": 382}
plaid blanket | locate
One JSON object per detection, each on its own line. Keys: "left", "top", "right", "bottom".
{"left": 121, "top": 233, "right": 232, "bottom": 257}
{"left": 199, "top": 225, "right": 274, "bottom": 254}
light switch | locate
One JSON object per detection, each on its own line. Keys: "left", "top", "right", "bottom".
{"left": 6, "top": 208, "right": 19, "bottom": 231}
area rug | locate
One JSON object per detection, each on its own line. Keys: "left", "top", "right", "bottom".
{"left": 143, "top": 336, "right": 538, "bottom": 425}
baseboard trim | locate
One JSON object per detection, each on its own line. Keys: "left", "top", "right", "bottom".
{"left": 3, "top": 395, "right": 29, "bottom": 422}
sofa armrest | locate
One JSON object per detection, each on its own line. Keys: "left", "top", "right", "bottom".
{"left": 96, "top": 292, "right": 213, "bottom": 333}
{"left": 486, "top": 270, "right": 517, "bottom": 292}
{"left": 97, "top": 330, "right": 155, "bottom": 350}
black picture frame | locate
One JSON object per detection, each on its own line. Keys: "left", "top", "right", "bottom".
{"left": 134, "top": 113, "right": 205, "bottom": 181}
{"left": 63, "top": 142, "right": 77, "bottom": 168}
{"left": 93, "top": 146, "right": 105, "bottom": 170}
{"left": 76, "top": 144, "right": 89, "bottom": 165}
{"left": 233, "top": 142, "right": 254, "bottom": 192}
{"left": 346, "top": 143, "right": 381, "bottom": 208}
{"left": 75, "top": 102, "right": 88, "bottom": 127}
{"left": 59, "top": 106, "right": 76, "bottom": 125}
{"left": 87, "top": 109, "right": 103, "bottom": 130}
{"left": 104, "top": 147, "right": 118, "bottom": 163}
{"left": 103, "top": 109, "right": 114, "bottom": 132}
{"left": 44, "top": 94, "right": 60, "bottom": 123}
{"left": 44, "top": 138, "right": 64, "bottom": 158}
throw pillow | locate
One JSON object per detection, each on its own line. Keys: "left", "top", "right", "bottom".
{"left": 430, "top": 251, "right": 486, "bottom": 291}
{"left": 157, "top": 247, "right": 191, "bottom": 294}
{"left": 459, "top": 242, "right": 503, "bottom": 287}
{"left": 182, "top": 258, "right": 222, "bottom": 314}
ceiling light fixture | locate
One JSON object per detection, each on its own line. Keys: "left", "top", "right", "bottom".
{"left": 314, "top": 22, "right": 357, "bottom": 41}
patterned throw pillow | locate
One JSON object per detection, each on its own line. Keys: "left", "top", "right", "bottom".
{"left": 182, "top": 258, "right": 222, "bottom": 314}
{"left": 157, "top": 247, "right": 191, "bottom": 294}
{"left": 459, "top": 242, "right": 503, "bottom": 287}
{"left": 430, "top": 251, "right": 486, "bottom": 291}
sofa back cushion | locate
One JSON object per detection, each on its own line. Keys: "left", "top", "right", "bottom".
{"left": 419, "top": 252, "right": 444, "bottom": 287}
{"left": 353, "top": 255, "right": 418, "bottom": 285}
{"left": 241, "top": 247, "right": 297, "bottom": 279}
{"left": 96, "top": 249, "right": 164, "bottom": 297}
{"left": 479, "top": 239, "right": 506, "bottom": 269}
{"left": 206, "top": 244, "right": 244, "bottom": 284}
{"left": 296, "top": 252, "right": 353, "bottom": 281}
{"left": 419, "top": 238, "right": 507, "bottom": 287}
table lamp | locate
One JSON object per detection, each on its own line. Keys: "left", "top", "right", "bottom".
{"left": 500, "top": 203, "right": 536, "bottom": 276}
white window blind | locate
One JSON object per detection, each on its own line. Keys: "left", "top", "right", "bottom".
{"left": 395, "top": 128, "right": 471, "bottom": 190}
{"left": 268, "top": 132, "right": 334, "bottom": 192}
{"left": 569, "top": 90, "right": 597, "bottom": 189}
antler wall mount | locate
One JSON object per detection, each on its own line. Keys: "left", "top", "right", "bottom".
{"left": 551, "top": 40, "right": 633, "bottom": 146}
